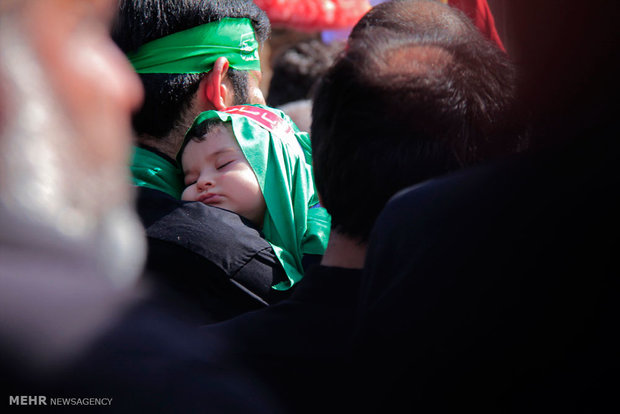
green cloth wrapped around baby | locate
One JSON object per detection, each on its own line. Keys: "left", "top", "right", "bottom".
{"left": 178, "top": 105, "right": 331, "bottom": 290}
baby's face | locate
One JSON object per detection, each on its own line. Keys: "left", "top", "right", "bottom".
{"left": 181, "top": 124, "right": 266, "bottom": 226}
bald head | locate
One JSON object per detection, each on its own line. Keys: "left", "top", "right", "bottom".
{"left": 311, "top": 0, "right": 520, "bottom": 242}
{"left": 350, "top": 0, "right": 472, "bottom": 44}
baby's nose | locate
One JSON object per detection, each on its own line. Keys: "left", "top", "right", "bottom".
{"left": 197, "top": 176, "right": 213, "bottom": 191}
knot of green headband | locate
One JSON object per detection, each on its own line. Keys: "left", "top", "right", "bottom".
{"left": 127, "top": 18, "right": 261, "bottom": 74}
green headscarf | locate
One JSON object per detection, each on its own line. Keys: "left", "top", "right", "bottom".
{"left": 130, "top": 146, "right": 184, "bottom": 199}
{"left": 180, "top": 105, "right": 331, "bottom": 290}
{"left": 127, "top": 18, "right": 261, "bottom": 74}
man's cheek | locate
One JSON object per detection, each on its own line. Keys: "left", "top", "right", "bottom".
{"left": 251, "top": 87, "right": 266, "bottom": 105}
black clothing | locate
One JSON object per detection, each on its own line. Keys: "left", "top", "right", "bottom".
{"left": 200, "top": 264, "right": 362, "bottom": 414}
{"left": 3, "top": 290, "right": 285, "bottom": 414}
{"left": 352, "top": 132, "right": 619, "bottom": 413}
{"left": 136, "top": 187, "right": 289, "bottom": 324}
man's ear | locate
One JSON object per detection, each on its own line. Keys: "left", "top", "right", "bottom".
{"left": 198, "top": 57, "right": 231, "bottom": 111}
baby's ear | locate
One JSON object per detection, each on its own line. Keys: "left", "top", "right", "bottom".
{"left": 200, "top": 57, "right": 231, "bottom": 110}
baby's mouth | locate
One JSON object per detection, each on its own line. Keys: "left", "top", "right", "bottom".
{"left": 198, "top": 193, "right": 223, "bottom": 205}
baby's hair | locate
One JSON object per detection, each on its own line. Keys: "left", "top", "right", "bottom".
{"left": 179, "top": 117, "right": 228, "bottom": 160}
{"left": 187, "top": 118, "right": 227, "bottom": 143}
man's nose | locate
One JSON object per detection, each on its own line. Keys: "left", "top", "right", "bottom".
{"left": 103, "top": 41, "right": 144, "bottom": 114}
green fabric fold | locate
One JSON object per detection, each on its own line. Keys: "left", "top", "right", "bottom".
{"left": 130, "top": 146, "right": 184, "bottom": 199}
{"left": 184, "top": 105, "right": 331, "bottom": 290}
{"left": 127, "top": 18, "right": 261, "bottom": 74}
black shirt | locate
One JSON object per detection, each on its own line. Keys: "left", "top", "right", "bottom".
{"left": 200, "top": 264, "right": 362, "bottom": 413}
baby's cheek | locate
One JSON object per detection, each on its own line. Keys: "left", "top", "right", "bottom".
{"left": 180, "top": 186, "right": 194, "bottom": 201}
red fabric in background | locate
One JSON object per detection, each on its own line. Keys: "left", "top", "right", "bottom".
{"left": 448, "top": 0, "right": 505, "bottom": 51}
{"left": 254, "top": 0, "right": 505, "bottom": 53}
{"left": 253, "top": 0, "right": 371, "bottom": 32}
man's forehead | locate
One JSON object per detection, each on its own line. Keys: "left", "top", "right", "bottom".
{"left": 52, "top": 0, "right": 116, "bottom": 20}
{"left": 52, "top": 0, "right": 115, "bottom": 9}
{"left": 0, "top": 0, "right": 116, "bottom": 20}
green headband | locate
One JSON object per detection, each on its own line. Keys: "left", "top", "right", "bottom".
{"left": 127, "top": 18, "right": 261, "bottom": 74}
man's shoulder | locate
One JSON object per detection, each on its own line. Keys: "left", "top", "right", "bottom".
{"left": 135, "top": 187, "right": 289, "bottom": 306}
{"left": 136, "top": 187, "right": 268, "bottom": 246}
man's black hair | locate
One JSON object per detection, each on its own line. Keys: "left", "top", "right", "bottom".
{"left": 311, "top": 0, "right": 522, "bottom": 242}
{"left": 111, "top": 0, "right": 270, "bottom": 139}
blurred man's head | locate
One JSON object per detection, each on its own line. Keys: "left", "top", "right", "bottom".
{"left": 311, "top": 0, "right": 520, "bottom": 242}
{"left": 0, "top": 0, "right": 146, "bottom": 286}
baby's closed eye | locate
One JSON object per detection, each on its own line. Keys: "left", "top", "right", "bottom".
{"left": 216, "top": 160, "right": 234, "bottom": 170}
{"left": 215, "top": 153, "right": 240, "bottom": 170}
